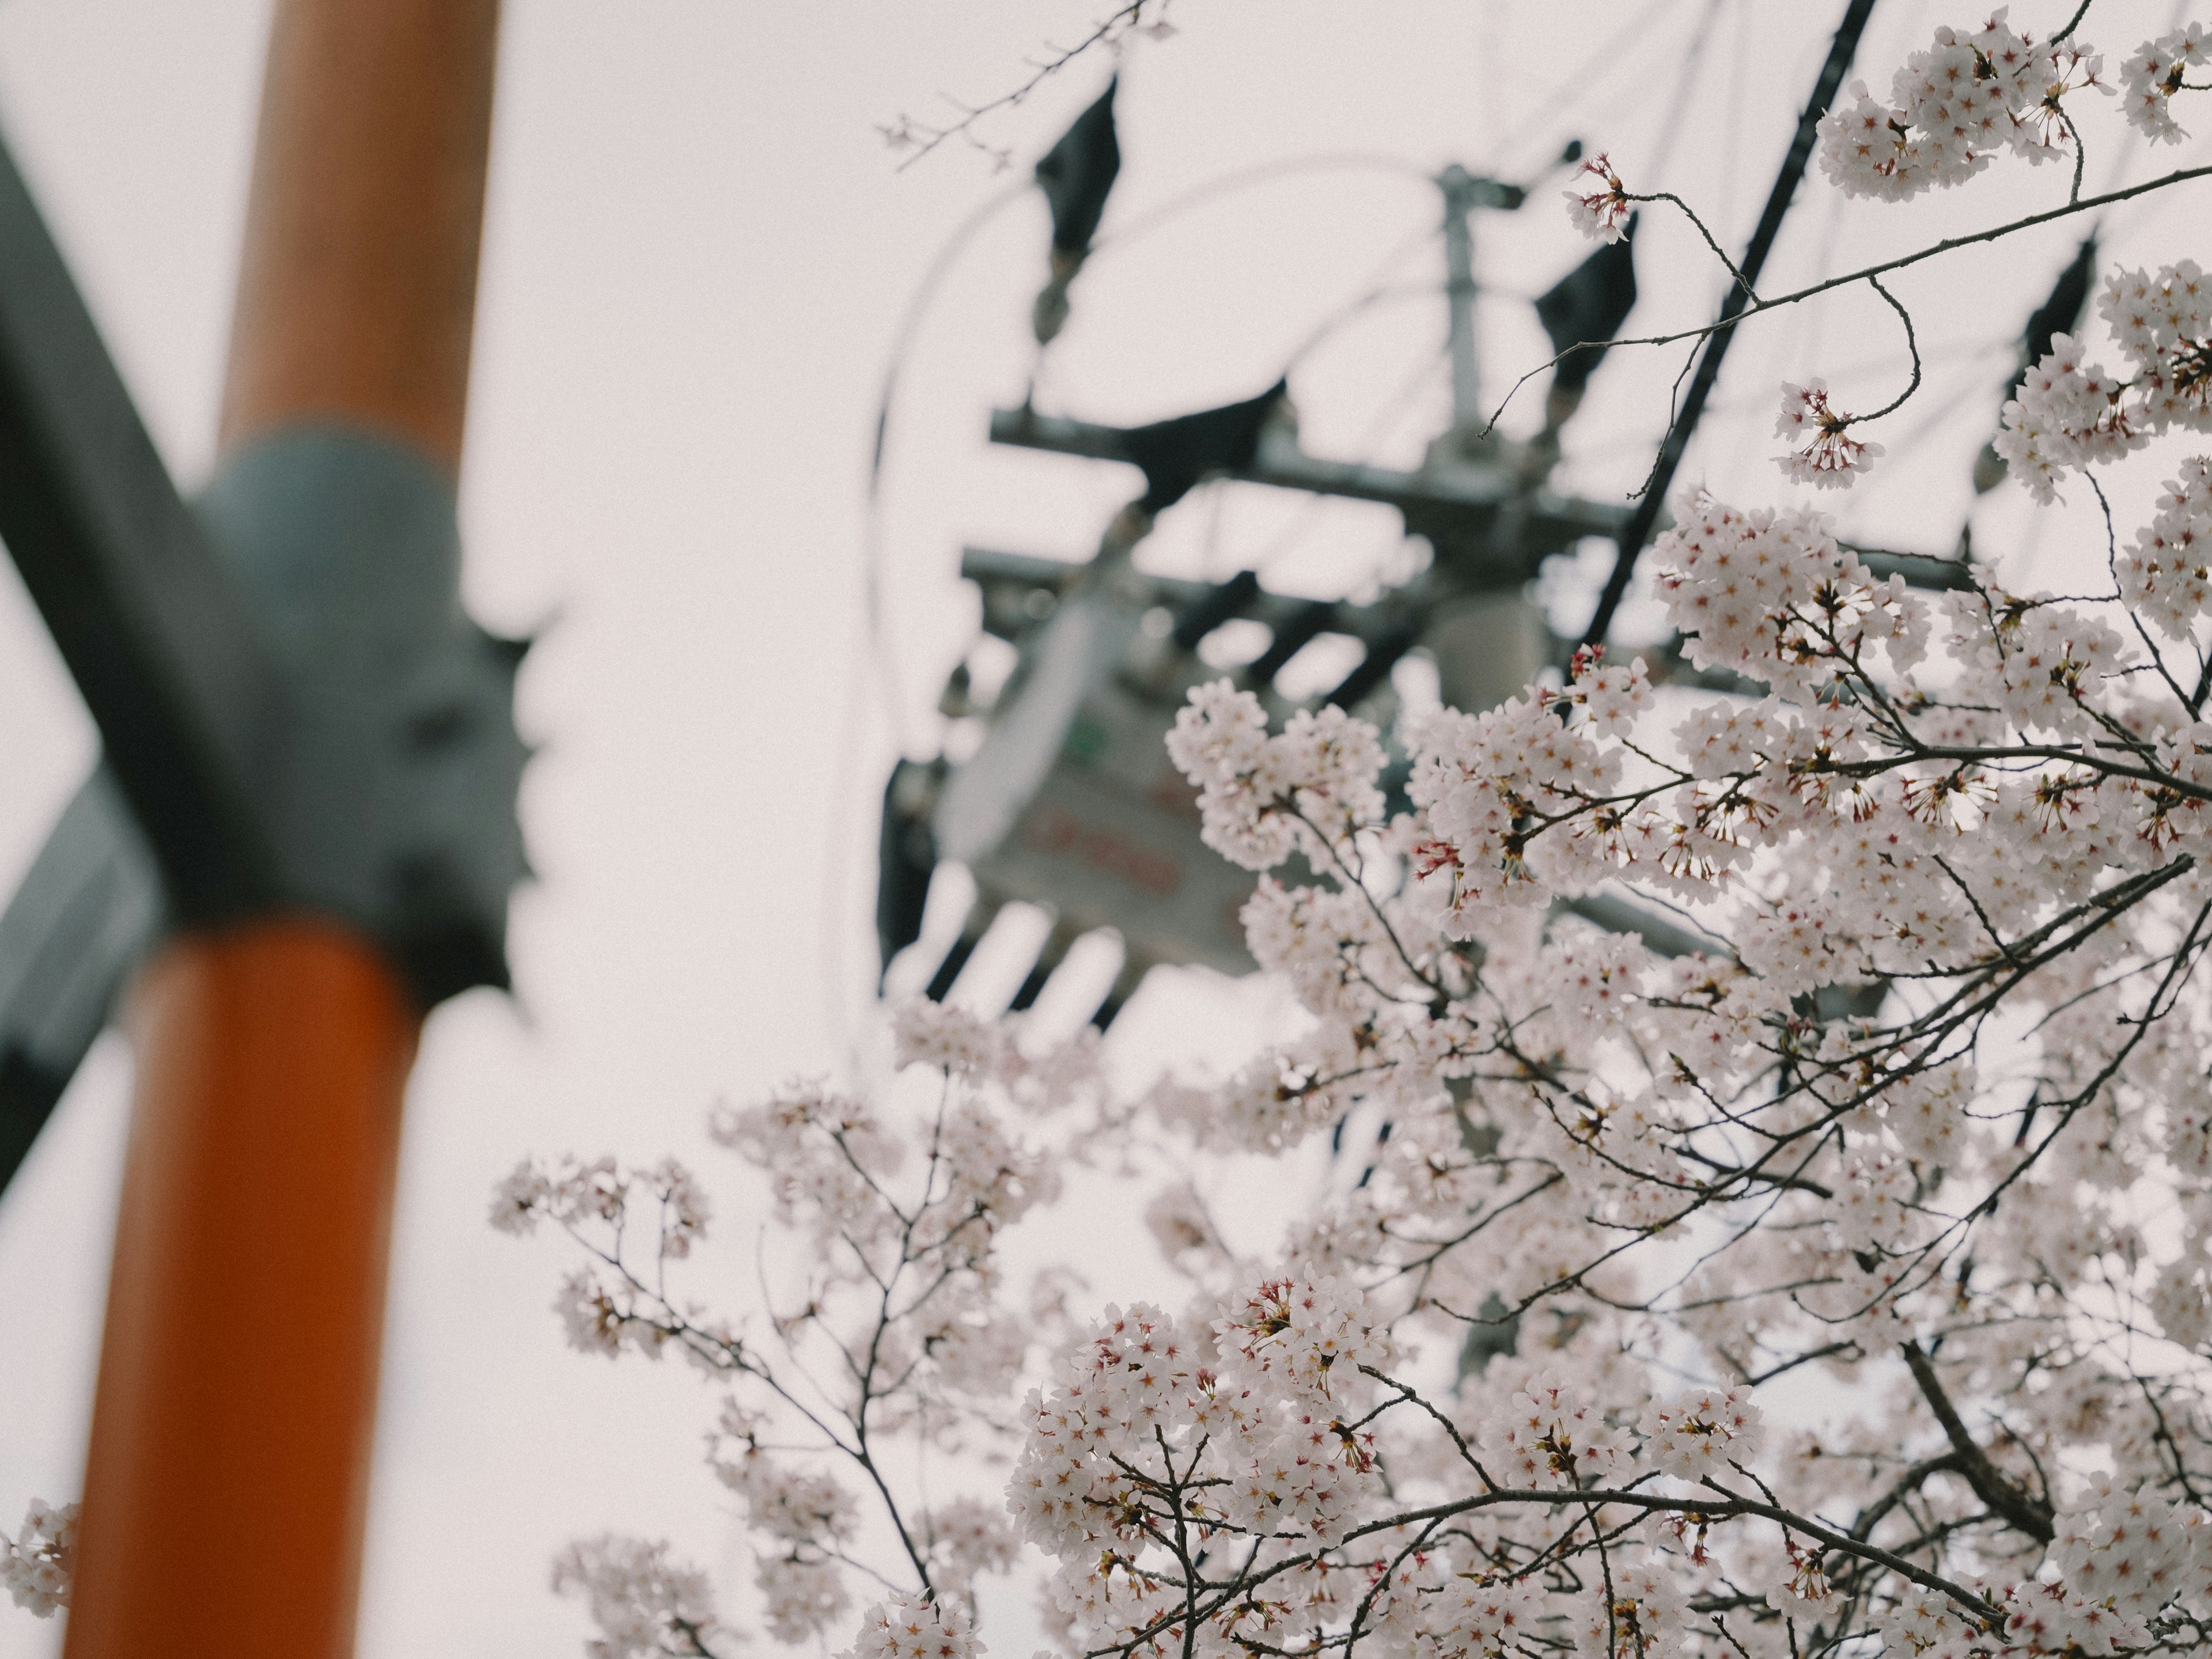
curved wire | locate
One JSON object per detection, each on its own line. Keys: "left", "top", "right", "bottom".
{"left": 863, "top": 179, "right": 1033, "bottom": 743}
{"left": 828, "top": 133, "right": 1631, "bottom": 1032}
{"left": 1279, "top": 245, "right": 1444, "bottom": 371}
{"left": 1644, "top": 0, "right": 1729, "bottom": 188}
{"left": 824, "top": 180, "right": 1030, "bottom": 1061}
{"left": 1086, "top": 151, "right": 1435, "bottom": 258}
{"left": 1493, "top": 0, "right": 1691, "bottom": 177}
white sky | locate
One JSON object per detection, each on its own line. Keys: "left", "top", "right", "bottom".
{"left": 1, "top": 2, "right": 2207, "bottom": 1654}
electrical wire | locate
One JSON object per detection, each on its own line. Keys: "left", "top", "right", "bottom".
{"left": 828, "top": 153, "right": 1441, "bottom": 1048}
{"left": 1582, "top": 0, "right": 1881, "bottom": 647}
{"left": 1281, "top": 273, "right": 1441, "bottom": 373}
{"left": 1085, "top": 151, "right": 1435, "bottom": 260}
{"left": 823, "top": 179, "right": 1030, "bottom": 1063}
{"left": 1493, "top": 0, "right": 1690, "bottom": 178}
{"left": 863, "top": 180, "right": 1032, "bottom": 745}
{"left": 1644, "top": 0, "right": 1728, "bottom": 188}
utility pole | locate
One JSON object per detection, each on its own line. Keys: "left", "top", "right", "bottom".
{"left": 0, "top": 3, "right": 520, "bottom": 1653}
{"left": 886, "top": 147, "right": 1965, "bottom": 1018}
{"left": 883, "top": 162, "right": 1626, "bottom": 1013}
{"left": 1439, "top": 164, "right": 1486, "bottom": 441}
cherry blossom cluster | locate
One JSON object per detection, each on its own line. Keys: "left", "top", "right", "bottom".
{"left": 2119, "top": 22, "right": 2210, "bottom": 145}
{"left": 1563, "top": 153, "right": 1633, "bottom": 245}
{"left": 507, "top": 449, "right": 2212, "bottom": 1659}
{"left": 0, "top": 1499, "right": 75, "bottom": 1621}
{"left": 844, "top": 1590, "right": 985, "bottom": 1659}
{"left": 1005, "top": 1283, "right": 1392, "bottom": 1658}
{"left": 1994, "top": 262, "right": 2212, "bottom": 501}
{"left": 2117, "top": 458, "right": 2212, "bottom": 638}
{"left": 1165, "top": 687, "right": 1387, "bottom": 873}
{"left": 1816, "top": 10, "right": 2107, "bottom": 202}
{"left": 497, "top": 1001, "right": 1116, "bottom": 1658}
{"left": 1775, "top": 379, "right": 1884, "bottom": 490}
{"left": 1006, "top": 1278, "right": 2206, "bottom": 1659}
{"left": 1558, "top": 17, "right": 2206, "bottom": 505}
{"left": 483, "top": 26, "right": 2212, "bottom": 1659}
{"left": 1128, "top": 462, "right": 2212, "bottom": 1657}
{"left": 551, "top": 1535, "right": 729, "bottom": 1659}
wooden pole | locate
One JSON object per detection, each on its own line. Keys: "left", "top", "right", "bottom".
{"left": 65, "top": 5, "right": 499, "bottom": 1654}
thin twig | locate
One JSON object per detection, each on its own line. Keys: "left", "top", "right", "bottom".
{"left": 886, "top": 4, "right": 1151, "bottom": 171}
{"left": 1858, "top": 274, "right": 1922, "bottom": 422}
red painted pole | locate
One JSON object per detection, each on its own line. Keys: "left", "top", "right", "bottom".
{"left": 65, "top": 5, "right": 499, "bottom": 1655}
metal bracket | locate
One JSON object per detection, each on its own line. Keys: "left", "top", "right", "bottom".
{"left": 0, "top": 123, "right": 528, "bottom": 1197}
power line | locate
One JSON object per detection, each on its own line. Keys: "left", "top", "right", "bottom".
{"left": 1494, "top": 0, "right": 1688, "bottom": 178}
{"left": 1581, "top": 0, "right": 1878, "bottom": 647}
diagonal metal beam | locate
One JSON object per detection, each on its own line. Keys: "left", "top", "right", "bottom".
{"left": 0, "top": 125, "right": 283, "bottom": 923}
{"left": 0, "top": 768, "right": 164, "bottom": 1192}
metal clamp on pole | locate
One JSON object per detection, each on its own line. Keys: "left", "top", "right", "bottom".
{"left": 0, "top": 3, "right": 520, "bottom": 1654}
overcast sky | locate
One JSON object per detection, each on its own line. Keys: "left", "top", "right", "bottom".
{"left": 2, "top": 2, "right": 2207, "bottom": 1654}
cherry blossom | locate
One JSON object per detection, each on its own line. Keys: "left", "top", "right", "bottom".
{"left": 1817, "top": 11, "right": 2107, "bottom": 202}
{"left": 1987, "top": 261, "right": 2212, "bottom": 502}
{"left": 2116, "top": 459, "right": 2212, "bottom": 639}
{"left": 1636, "top": 1385, "right": 1764, "bottom": 1482}
{"left": 551, "top": 1534, "right": 729, "bottom": 1658}
{"left": 453, "top": 24, "right": 2212, "bottom": 1659}
{"left": 0, "top": 1500, "right": 75, "bottom": 1620}
{"left": 2120, "top": 22, "right": 2210, "bottom": 145}
{"left": 495, "top": 1023, "right": 1112, "bottom": 1655}
{"left": 843, "top": 1591, "right": 983, "bottom": 1659}
{"left": 1563, "top": 152, "right": 1633, "bottom": 244}
{"left": 507, "top": 452, "right": 2212, "bottom": 1659}
{"left": 1775, "top": 379, "right": 1883, "bottom": 489}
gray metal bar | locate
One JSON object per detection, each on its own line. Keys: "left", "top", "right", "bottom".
{"left": 0, "top": 126, "right": 283, "bottom": 921}
{"left": 960, "top": 546, "right": 1420, "bottom": 653}
{"left": 988, "top": 407, "right": 1633, "bottom": 548}
{"left": 1440, "top": 165, "right": 1481, "bottom": 434}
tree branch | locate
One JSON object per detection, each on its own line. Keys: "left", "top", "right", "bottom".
{"left": 1900, "top": 1341, "right": 2054, "bottom": 1545}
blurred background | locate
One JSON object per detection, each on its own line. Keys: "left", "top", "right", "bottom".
{"left": 1, "top": 1, "right": 2205, "bottom": 1652}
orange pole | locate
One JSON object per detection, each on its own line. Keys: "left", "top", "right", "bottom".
{"left": 64, "top": 927, "right": 419, "bottom": 1658}
{"left": 66, "top": 4, "right": 499, "bottom": 1656}
{"left": 219, "top": 0, "right": 501, "bottom": 474}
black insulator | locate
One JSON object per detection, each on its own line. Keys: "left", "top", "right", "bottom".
{"left": 1536, "top": 213, "right": 1638, "bottom": 396}
{"left": 874, "top": 760, "right": 941, "bottom": 987}
{"left": 1, "top": 1046, "right": 67, "bottom": 1199}
{"left": 1323, "top": 620, "right": 1419, "bottom": 710}
{"left": 1981, "top": 238, "right": 2099, "bottom": 494}
{"left": 1124, "top": 380, "right": 1288, "bottom": 515}
{"left": 1456, "top": 1290, "right": 1521, "bottom": 1379}
{"left": 2024, "top": 237, "right": 2097, "bottom": 369}
{"left": 1246, "top": 600, "right": 1337, "bottom": 685}
{"left": 1171, "top": 569, "right": 1262, "bottom": 651}
{"left": 1036, "top": 79, "right": 1120, "bottom": 257}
